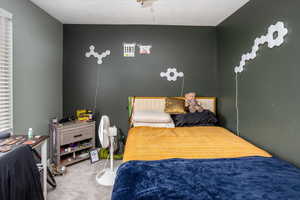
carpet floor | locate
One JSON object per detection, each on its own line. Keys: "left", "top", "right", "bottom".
{"left": 48, "top": 160, "right": 122, "bottom": 200}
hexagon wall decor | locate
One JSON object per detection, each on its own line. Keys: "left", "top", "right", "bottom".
{"left": 160, "top": 68, "right": 184, "bottom": 81}
{"left": 234, "top": 21, "right": 288, "bottom": 74}
{"left": 85, "top": 45, "right": 111, "bottom": 65}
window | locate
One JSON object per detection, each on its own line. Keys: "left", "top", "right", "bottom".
{"left": 0, "top": 9, "right": 13, "bottom": 133}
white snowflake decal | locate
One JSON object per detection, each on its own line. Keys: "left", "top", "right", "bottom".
{"left": 85, "top": 45, "right": 110, "bottom": 65}
{"left": 160, "top": 68, "right": 184, "bottom": 81}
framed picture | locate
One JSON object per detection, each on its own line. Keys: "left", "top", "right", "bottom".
{"left": 123, "top": 43, "right": 136, "bottom": 57}
{"left": 139, "top": 45, "right": 152, "bottom": 55}
{"left": 89, "top": 148, "right": 100, "bottom": 164}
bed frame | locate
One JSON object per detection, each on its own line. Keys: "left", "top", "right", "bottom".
{"left": 128, "top": 97, "right": 216, "bottom": 123}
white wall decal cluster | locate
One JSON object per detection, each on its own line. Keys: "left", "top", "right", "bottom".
{"left": 234, "top": 21, "right": 288, "bottom": 74}
{"left": 234, "top": 21, "right": 288, "bottom": 137}
{"left": 160, "top": 68, "right": 184, "bottom": 81}
{"left": 85, "top": 45, "right": 111, "bottom": 64}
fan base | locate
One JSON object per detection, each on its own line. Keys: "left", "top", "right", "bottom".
{"left": 96, "top": 169, "right": 116, "bottom": 186}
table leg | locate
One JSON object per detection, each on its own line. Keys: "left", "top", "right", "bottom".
{"left": 41, "top": 140, "right": 48, "bottom": 200}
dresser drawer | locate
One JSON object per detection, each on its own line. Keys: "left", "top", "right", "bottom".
{"left": 60, "top": 126, "right": 94, "bottom": 145}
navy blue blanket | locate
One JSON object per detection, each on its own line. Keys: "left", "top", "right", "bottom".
{"left": 112, "top": 157, "right": 300, "bottom": 200}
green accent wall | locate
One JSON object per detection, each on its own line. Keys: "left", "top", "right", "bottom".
{"left": 63, "top": 25, "right": 218, "bottom": 136}
{"left": 0, "top": 0, "right": 63, "bottom": 134}
{"left": 5, "top": 0, "right": 297, "bottom": 166}
{"left": 217, "top": 0, "right": 300, "bottom": 166}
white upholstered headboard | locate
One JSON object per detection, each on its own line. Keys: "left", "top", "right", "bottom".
{"left": 129, "top": 97, "right": 216, "bottom": 117}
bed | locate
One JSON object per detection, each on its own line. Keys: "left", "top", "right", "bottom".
{"left": 112, "top": 97, "right": 300, "bottom": 200}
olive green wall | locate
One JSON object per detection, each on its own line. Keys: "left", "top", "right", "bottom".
{"left": 4, "top": 0, "right": 297, "bottom": 166}
{"left": 0, "top": 0, "right": 63, "bottom": 134}
{"left": 63, "top": 25, "right": 218, "bottom": 135}
{"left": 217, "top": 0, "right": 300, "bottom": 166}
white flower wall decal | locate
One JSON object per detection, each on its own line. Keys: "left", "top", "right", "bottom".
{"left": 234, "top": 21, "right": 288, "bottom": 74}
{"left": 85, "top": 45, "right": 111, "bottom": 65}
{"left": 160, "top": 68, "right": 184, "bottom": 81}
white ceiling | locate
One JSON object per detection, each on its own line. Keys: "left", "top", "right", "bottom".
{"left": 30, "top": 0, "right": 249, "bottom": 26}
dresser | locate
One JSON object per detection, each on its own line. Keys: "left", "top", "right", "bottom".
{"left": 50, "top": 121, "right": 95, "bottom": 166}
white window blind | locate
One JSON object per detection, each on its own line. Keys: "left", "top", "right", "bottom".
{"left": 0, "top": 9, "right": 13, "bottom": 132}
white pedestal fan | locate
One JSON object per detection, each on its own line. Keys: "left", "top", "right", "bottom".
{"left": 96, "top": 115, "right": 117, "bottom": 186}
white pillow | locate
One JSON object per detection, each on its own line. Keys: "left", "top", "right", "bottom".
{"left": 133, "top": 122, "right": 175, "bottom": 128}
{"left": 132, "top": 111, "right": 172, "bottom": 123}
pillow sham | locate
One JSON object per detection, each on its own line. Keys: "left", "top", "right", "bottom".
{"left": 132, "top": 111, "right": 172, "bottom": 123}
{"left": 164, "top": 97, "right": 186, "bottom": 114}
{"left": 133, "top": 121, "right": 175, "bottom": 128}
{"left": 171, "top": 110, "right": 218, "bottom": 127}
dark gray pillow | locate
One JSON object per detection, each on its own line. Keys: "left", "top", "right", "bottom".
{"left": 171, "top": 110, "right": 218, "bottom": 127}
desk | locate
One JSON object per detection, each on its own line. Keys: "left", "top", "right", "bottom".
{"left": 0, "top": 135, "right": 48, "bottom": 200}
{"left": 33, "top": 136, "right": 48, "bottom": 200}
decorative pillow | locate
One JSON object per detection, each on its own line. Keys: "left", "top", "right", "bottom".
{"left": 132, "top": 111, "right": 172, "bottom": 123}
{"left": 133, "top": 122, "right": 175, "bottom": 128}
{"left": 164, "top": 97, "right": 186, "bottom": 114}
{"left": 171, "top": 110, "right": 218, "bottom": 127}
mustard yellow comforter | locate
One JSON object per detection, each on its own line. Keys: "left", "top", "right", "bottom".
{"left": 123, "top": 126, "right": 271, "bottom": 162}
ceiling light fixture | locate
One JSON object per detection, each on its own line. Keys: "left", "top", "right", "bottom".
{"left": 137, "top": 0, "right": 144, "bottom": 6}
